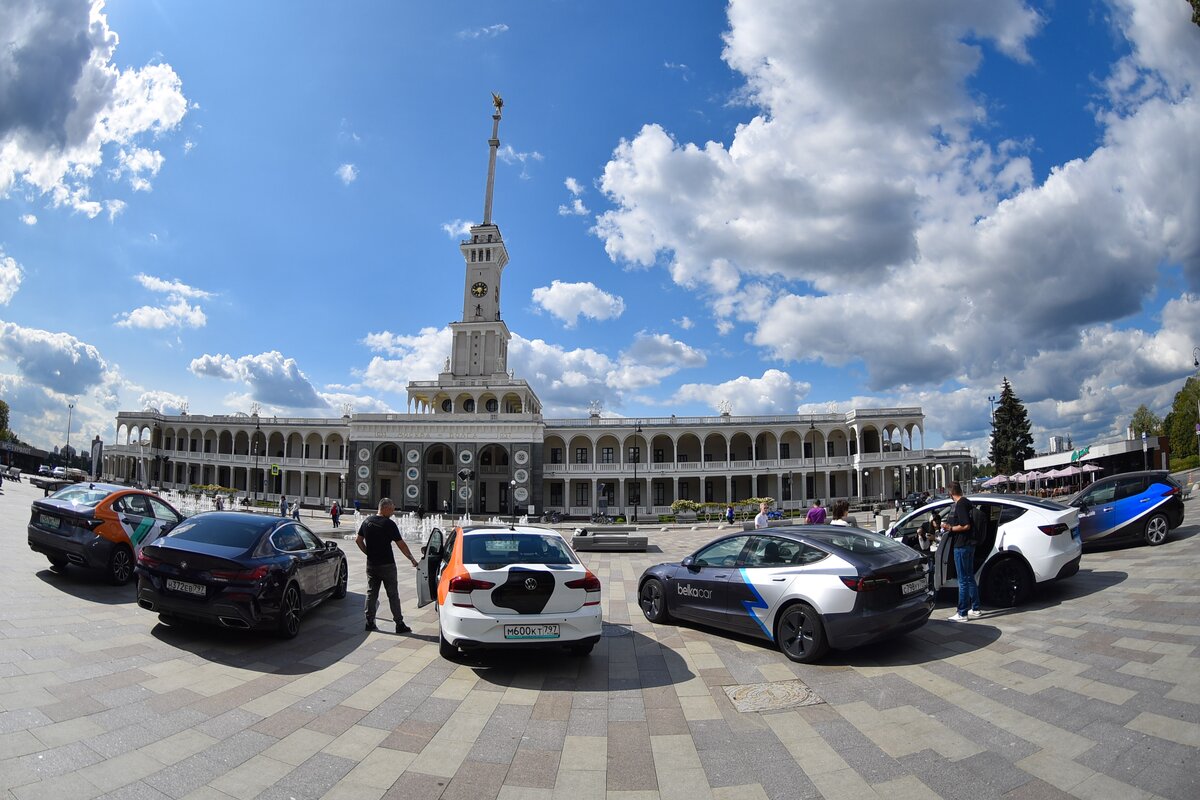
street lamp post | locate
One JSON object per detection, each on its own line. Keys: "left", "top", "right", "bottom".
{"left": 807, "top": 418, "right": 816, "bottom": 504}
{"left": 64, "top": 399, "right": 76, "bottom": 468}
{"left": 509, "top": 478, "right": 517, "bottom": 523}
{"left": 632, "top": 420, "right": 642, "bottom": 524}
{"left": 252, "top": 418, "right": 261, "bottom": 503}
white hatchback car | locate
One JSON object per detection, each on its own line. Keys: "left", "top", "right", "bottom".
{"left": 886, "top": 494, "right": 1082, "bottom": 607}
{"left": 416, "top": 524, "right": 603, "bottom": 658}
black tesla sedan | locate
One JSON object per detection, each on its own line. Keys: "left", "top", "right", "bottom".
{"left": 135, "top": 512, "right": 348, "bottom": 638}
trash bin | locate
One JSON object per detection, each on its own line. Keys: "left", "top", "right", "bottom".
{"left": 875, "top": 514, "right": 890, "bottom": 531}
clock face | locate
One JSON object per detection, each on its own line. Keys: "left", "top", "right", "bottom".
{"left": 471, "top": 281, "right": 488, "bottom": 298}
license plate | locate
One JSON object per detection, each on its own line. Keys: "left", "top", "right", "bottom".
{"left": 902, "top": 577, "right": 928, "bottom": 596}
{"left": 166, "top": 578, "right": 206, "bottom": 596}
{"left": 503, "top": 624, "right": 559, "bottom": 640}
{"left": 40, "top": 514, "right": 60, "bottom": 530}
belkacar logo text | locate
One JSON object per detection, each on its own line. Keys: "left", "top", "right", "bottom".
{"left": 677, "top": 584, "right": 713, "bottom": 599}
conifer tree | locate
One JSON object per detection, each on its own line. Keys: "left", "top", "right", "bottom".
{"left": 989, "top": 377, "right": 1035, "bottom": 474}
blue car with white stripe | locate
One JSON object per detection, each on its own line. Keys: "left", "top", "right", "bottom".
{"left": 1069, "top": 470, "right": 1184, "bottom": 548}
{"left": 637, "top": 527, "right": 934, "bottom": 663}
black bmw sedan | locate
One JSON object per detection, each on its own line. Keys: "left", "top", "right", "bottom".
{"left": 135, "top": 512, "right": 347, "bottom": 638}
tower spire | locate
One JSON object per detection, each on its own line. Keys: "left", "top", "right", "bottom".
{"left": 482, "top": 92, "right": 503, "bottom": 225}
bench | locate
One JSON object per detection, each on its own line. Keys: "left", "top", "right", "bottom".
{"left": 571, "top": 526, "right": 649, "bottom": 552}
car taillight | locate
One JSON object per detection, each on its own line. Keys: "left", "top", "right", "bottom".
{"left": 840, "top": 576, "right": 889, "bottom": 592}
{"left": 136, "top": 551, "right": 162, "bottom": 569}
{"left": 1038, "top": 524, "right": 1069, "bottom": 536}
{"left": 210, "top": 565, "right": 270, "bottom": 582}
{"left": 1163, "top": 486, "right": 1180, "bottom": 497}
{"left": 566, "top": 571, "right": 602, "bottom": 606}
{"left": 448, "top": 575, "right": 495, "bottom": 607}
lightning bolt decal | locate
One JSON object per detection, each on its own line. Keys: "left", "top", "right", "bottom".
{"left": 738, "top": 568, "right": 773, "bottom": 640}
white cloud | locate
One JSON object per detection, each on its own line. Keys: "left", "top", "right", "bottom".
{"left": 136, "top": 389, "right": 188, "bottom": 414}
{"left": 115, "top": 273, "right": 213, "bottom": 330}
{"left": 457, "top": 24, "right": 509, "bottom": 39}
{"left": 336, "top": 163, "right": 358, "bottom": 185}
{"left": 589, "top": 0, "right": 1200, "bottom": 446}
{"left": 497, "top": 144, "right": 543, "bottom": 179}
{"left": 0, "top": 372, "right": 122, "bottom": 452}
{"left": 113, "top": 147, "right": 165, "bottom": 191}
{"left": 0, "top": 251, "right": 23, "bottom": 305}
{"left": 670, "top": 369, "right": 812, "bottom": 416}
{"left": 663, "top": 61, "right": 692, "bottom": 81}
{"left": 189, "top": 351, "right": 327, "bottom": 409}
{"left": 441, "top": 219, "right": 474, "bottom": 238}
{"left": 105, "top": 199, "right": 126, "bottom": 220}
{"left": 558, "top": 198, "right": 589, "bottom": 217}
{"left": 673, "top": 316, "right": 694, "bottom": 330}
{"left": 359, "top": 327, "right": 454, "bottom": 394}
{"left": 531, "top": 280, "right": 625, "bottom": 327}
{"left": 605, "top": 332, "right": 707, "bottom": 390}
{"left": 0, "top": 0, "right": 189, "bottom": 215}
{"left": 565, "top": 177, "right": 585, "bottom": 195}
{"left": 19, "top": 213, "right": 36, "bottom": 225}
{"left": 0, "top": 320, "right": 108, "bottom": 394}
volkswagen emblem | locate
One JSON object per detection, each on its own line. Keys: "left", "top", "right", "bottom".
{"left": 524, "top": 577, "right": 538, "bottom": 591}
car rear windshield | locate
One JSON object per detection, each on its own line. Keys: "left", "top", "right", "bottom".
{"left": 804, "top": 528, "right": 911, "bottom": 555}
{"left": 984, "top": 494, "right": 1068, "bottom": 511}
{"left": 463, "top": 533, "right": 577, "bottom": 567}
{"left": 49, "top": 486, "right": 110, "bottom": 508}
{"left": 165, "top": 517, "right": 267, "bottom": 549}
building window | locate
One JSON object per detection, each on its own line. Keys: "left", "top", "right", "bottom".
{"left": 575, "top": 448, "right": 588, "bottom": 464}
{"left": 471, "top": 249, "right": 476, "bottom": 262}
{"left": 628, "top": 447, "right": 640, "bottom": 463}
{"left": 678, "top": 454, "right": 688, "bottom": 463}
{"left": 630, "top": 486, "right": 641, "bottom": 505}
{"left": 653, "top": 483, "right": 664, "bottom": 505}
{"left": 550, "top": 484, "right": 563, "bottom": 506}
{"left": 782, "top": 475, "right": 792, "bottom": 501}
{"left": 704, "top": 480, "right": 713, "bottom": 502}
{"left": 654, "top": 448, "right": 664, "bottom": 463}
{"left": 827, "top": 442, "right": 835, "bottom": 458}
{"left": 486, "top": 398, "right": 498, "bottom": 412}
{"left": 601, "top": 447, "right": 613, "bottom": 464}
{"left": 486, "top": 248, "right": 492, "bottom": 260}
{"left": 780, "top": 443, "right": 790, "bottom": 459}
{"left": 550, "top": 448, "right": 563, "bottom": 464}
{"left": 575, "top": 484, "right": 589, "bottom": 504}
{"left": 704, "top": 453, "right": 712, "bottom": 462}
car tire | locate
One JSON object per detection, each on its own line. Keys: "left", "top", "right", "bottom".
{"left": 108, "top": 545, "right": 134, "bottom": 586}
{"left": 568, "top": 641, "right": 595, "bottom": 656}
{"left": 638, "top": 578, "right": 671, "bottom": 623}
{"left": 332, "top": 559, "right": 348, "bottom": 599}
{"left": 439, "top": 631, "right": 457, "bottom": 660}
{"left": 47, "top": 555, "right": 68, "bottom": 571}
{"left": 277, "top": 583, "right": 302, "bottom": 639}
{"left": 982, "top": 556, "right": 1031, "bottom": 608}
{"left": 1145, "top": 513, "right": 1169, "bottom": 546}
{"left": 775, "top": 602, "right": 829, "bottom": 663}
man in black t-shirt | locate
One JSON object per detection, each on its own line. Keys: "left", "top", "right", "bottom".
{"left": 941, "top": 482, "right": 980, "bottom": 622}
{"left": 355, "top": 498, "right": 419, "bottom": 634}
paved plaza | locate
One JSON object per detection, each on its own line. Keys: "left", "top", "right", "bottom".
{"left": 2, "top": 481, "right": 1199, "bottom": 800}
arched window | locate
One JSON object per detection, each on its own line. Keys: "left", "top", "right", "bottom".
{"left": 486, "top": 398, "right": 498, "bottom": 412}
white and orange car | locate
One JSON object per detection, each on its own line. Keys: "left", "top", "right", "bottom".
{"left": 416, "top": 524, "right": 602, "bottom": 658}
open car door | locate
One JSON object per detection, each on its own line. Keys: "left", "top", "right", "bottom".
{"left": 416, "top": 527, "right": 443, "bottom": 608}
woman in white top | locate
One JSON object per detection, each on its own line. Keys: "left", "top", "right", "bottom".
{"left": 829, "top": 499, "right": 855, "bottom": 526}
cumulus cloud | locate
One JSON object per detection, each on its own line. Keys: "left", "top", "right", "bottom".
{"left": 0, "top": 372, "right": 121, "bottom": 451}
{"left": 189, "top": 351, "right": 327, "bottom": 409}
{"left": 558, "top": 176, "right": 590, "bottom": 216}
{"left": 20, "top": 214, "right": 36, "bottom": 225}
{"left": 137, "top": 389, "right": 188, "bottom": 415}
{"left": 0, "top": 251, "right": 23, "bottom": 305}
{"left": 606, "top": 332, "right": 706, "bottom": 390}
{"left": 0, "top": 0, "right": 189, "bottom": 215}
{"left": 441, "top": 219, "right": 473, "bottom": 238}
{"left": 497, "top": 144, "right": 543, "bottom": 179}
{"left": 457, "top": 23, "right": 509, "bottom": 39}
{"left": 359, "top": 327, "right": 453, "bottom": 394}
{"left": 590, "top": 0, "right": 1200, "bottom": 446}
{"left": 531, "top": 280, "right": 625, "bottom": 327}
{"left": 670, "top": 369, "right": 812, "bottom": 416}
{"left": 0, "top": 320, "right": 108, "bottom": 394}
{"left": 336, "top": 163, "right": 358, "bottom": 185}
{"left": 115, "top": 273, "right": 212, "bottom": 330}
{"left": 673, "top": 316, "right": 694, "bottom": 330}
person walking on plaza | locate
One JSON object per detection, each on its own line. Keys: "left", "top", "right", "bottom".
{"left": 279, "top": 495, "right": 288, "bottom": 517}
{"left": 291, "top": 501, "right": 300, "bottom": 521}
{"left": 330, "top": 501, "right": 340, "bottom": 528}
{"left": 829, "top": 500, "right": 852, "bottom": 526}
{"left": 355, "top": 498, "right": 419, "bottom": 634}
{"left": 754, "top": 502, "right": 769, "bottom": 529}
{"left": 942, "top": 482, "right": 981, "bottom": 622}
{"left": 725, "top": 504, "right": 736, "bottom": 525}
{"left": 805, "top": 499, "right": 826, "bottom": 525}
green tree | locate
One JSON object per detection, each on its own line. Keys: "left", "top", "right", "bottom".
{"left": 1192, "top": 0, "right": 1200, "bottom": 27}
{"left": 0, "top": 398, "right": 8, "bottom": 435}
{"left": 989, "top": 377, "right": 1035, "bottom": 475}
{"left": 1129, "top": 404, "right": 1163, "bottom": 436}
{"left": 1163, "top": 375, "right": 1200, "bottom": 463}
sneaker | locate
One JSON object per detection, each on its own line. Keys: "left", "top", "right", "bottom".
{"left": 967, "top": 609, "right": 983, "bottom": 619}
{"left": 947, "top": 613, "right": 968, "bottom": 622}
{"left": 395, "top": 622, "right": 412, "bottom": 634}
{"left": 364, "top": 621, "right": 378, "bottom": 632}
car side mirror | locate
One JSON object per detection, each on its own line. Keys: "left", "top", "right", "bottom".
{"left": 324, "top": 541, "right": 338, "bottom": 551}
{"left": 682, "top": 555, "right": 698, "bottom": 571}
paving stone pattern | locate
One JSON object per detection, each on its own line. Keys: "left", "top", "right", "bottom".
{"left": 2, "top": 479, "right": 1199, "bottom": 799}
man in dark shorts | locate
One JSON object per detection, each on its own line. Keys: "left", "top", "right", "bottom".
{"left": 355, "top": 498, "right": 419, "bottom": 634}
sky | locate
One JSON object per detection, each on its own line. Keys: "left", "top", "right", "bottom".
{"left": 1, "top": 0, "right": 1199, "bottom": 463}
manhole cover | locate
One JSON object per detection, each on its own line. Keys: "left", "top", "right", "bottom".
{"left": 723, "top": 679, "right": 824, "bottom": 713}
{"left": 601, "top": 622, "right": 632, "bottom": 637}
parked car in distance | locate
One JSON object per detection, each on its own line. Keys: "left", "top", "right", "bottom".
{"left": 638, "top": 527, "right": 934, "bottom": 663}
{"left": 51, "top": 466, "right": 66, "bottom": 478}
{"left": 887, "top": 494, "right": 1081, "bottom": 607}
{"left": 28, "top": 484, "right": 184, "bottom": 584}
{"left": 417, "top": 524, "right": 602, "bottom": 658}
{"left": 136, "top": 512, "right": 347, "bottom": 638}
{"left": 1068, "top": 470, "right": 1184, "bottom": 548}
{"left": 38, "top": 465, "right": 51, "bottom": 476}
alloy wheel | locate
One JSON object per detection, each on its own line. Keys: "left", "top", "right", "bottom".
{"left": 281, "top": 586, "right": 301, "bottom": 638}
{"left": 110, "top": 548, "right": 133, "bottom": 585}
{"left": 1146, "top": 514, "right": 1168, "bottom": 546}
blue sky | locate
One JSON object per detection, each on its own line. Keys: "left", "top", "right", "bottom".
{"left": 1, "top": 0, "right": 1198, "bottom": 462}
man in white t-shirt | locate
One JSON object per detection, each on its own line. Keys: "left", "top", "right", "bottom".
{"left": 754, "top": 502, "right": 769, "bottom": 529}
